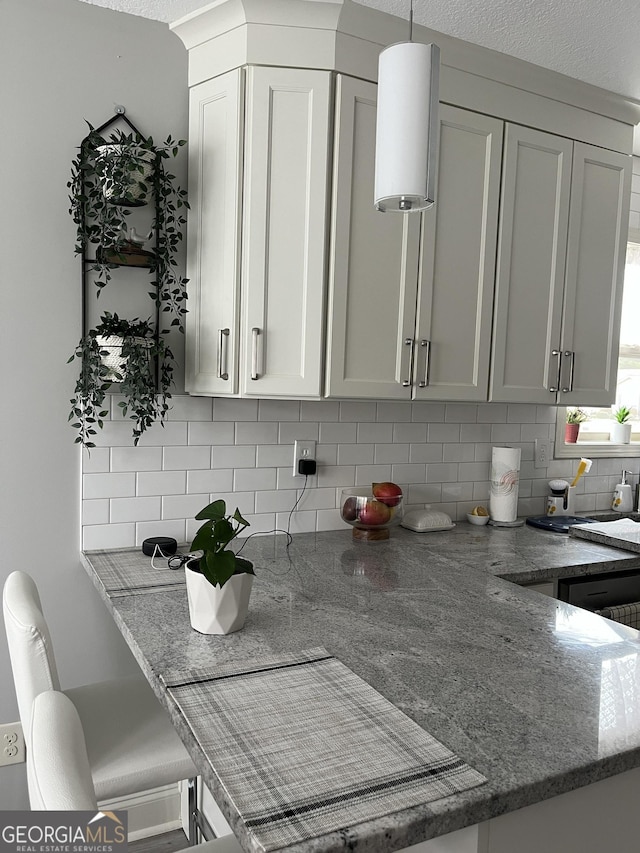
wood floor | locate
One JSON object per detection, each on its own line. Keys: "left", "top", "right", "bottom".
{"left": 129, "top": 829, "right": 187, "bottom": 852}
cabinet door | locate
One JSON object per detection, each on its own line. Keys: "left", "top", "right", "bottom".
{"left": 324, "top": 75, "right": 420, "bottom": 399}
{"left": 490, "top": 125, "right": 573, "bottom": 403}
{"left": 414, "top": 106, "right": 503, "bottom": 401}
{"left": 240, "top": 67, "right": 331, "bottom": 398}
{"left": 185, "top": 70, "right": 243, "bottom": 395}
{"left": 559, "top": 143, "right": 631, "bottom": 407}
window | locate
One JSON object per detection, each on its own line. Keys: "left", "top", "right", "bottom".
{"left": 555, "top": 241, "right": 640, "bottom": 457}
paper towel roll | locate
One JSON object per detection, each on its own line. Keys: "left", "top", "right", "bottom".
{"left": 489, "top": 446, "right": 521, "bottom": 522}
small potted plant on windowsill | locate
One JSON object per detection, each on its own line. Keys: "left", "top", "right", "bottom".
{"left": 68, "top": 312, "right": 175, "bottom": 448}
{"left": 565, "top": 409, "right": 587, "bottom": 443}
{"left": 185, "top": 500, "right": 254, "bottom": 635}
{"left": 610, "top": 406, "right": 632, "bottom": 444}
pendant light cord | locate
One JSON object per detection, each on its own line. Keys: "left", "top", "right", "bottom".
{"left": 409, "top": 0, "right": 414, "bottom": 41}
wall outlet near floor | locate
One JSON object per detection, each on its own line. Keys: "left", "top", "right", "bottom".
{"left": 293, "top": 440, "right": 316, "bottom": 477}
{"left": 0, "top": 721, "right": 25, "bottom": 766}
{"left": 535, "top": 439, "right": 550, "bottom": 469}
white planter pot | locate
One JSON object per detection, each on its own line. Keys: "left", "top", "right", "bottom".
{"left": 610, "top": 422, "right": 632, "bottom": 444}
{"left": 96, "top": 335, "right": 152, "bottom": 383}
{"left": 185, "top": 566, "right": 253, "bottom": 635}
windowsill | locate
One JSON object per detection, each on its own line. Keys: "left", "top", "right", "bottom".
{"left": 554, "top": 420, "right": 640, "bottom": 458}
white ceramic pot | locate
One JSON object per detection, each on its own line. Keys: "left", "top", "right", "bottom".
{"left": 610, "top": 422, "right": 632, "bottom": 444}
{"left": 185, "top": 566, "right": 254, "bottom": 635}
{"left": 95, "top": 144, "right": 155, "bottom": 206}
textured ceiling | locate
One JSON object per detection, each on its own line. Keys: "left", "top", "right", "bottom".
{"left": 79, "top": 0, "right": 640, "bottom": 144}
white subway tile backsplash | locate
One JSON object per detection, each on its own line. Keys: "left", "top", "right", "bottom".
{"left": 374, "top": 443, "right": 409, "bottom": 464}
{"left": 318, "top": 422, "right": 356, "bottom": 444}
{"left": 357, "top": 422, "right": 393, "bottom": 444}
{"left": 355, "top": 464, "right": 392, "bottom": 485}
{"left": 163, "top": 445, "right": 211, "bottom": 470}
{"left": 255, "top": 489, "right": 298, "bottom": 514}
{"left": 84, "top": 472, "right": 136, "bottom": 500}
{"left": 236, "top": 421, "right": 279, "bottom": 445}
{"left": 111, "top": 446, "right": 162, "bottom": 472}
{"left": 339, "top": 401, "right": 376, "bottom": 422}
{"left": 188, "top": 421, "right": 235, "bottom": 445}
{"left": 83, "top": 448, "right": 110, "bottom": 473}
{"left": 167, "top": 395, "right": 213, "bottom": 421}
{"left": 137, "top": 471, "right": 187, "bottom": 496}
{"left": 83, "top": 499, "right": 109, "bottom": 526}
{"left": 241, "top": 513, "right": 277, "bottom": 535}
{"left": 111, "top": 496, "right": 161, "bottom": 523}
{"left": 392, "top": 463, "right": 428, "bottom": 484}
{"left": 186, "top": 469, "right": 234, "bottom": 494}
{"left": 337, "top": 443, "right": 374, "bottom": 465}
{"left": 234, "top": 467, "right": 276, "bottom": 492}
{"left": 276, "top": 509, "right": 317, "bottom": 534}
{"left": 300, "top": 400, "right": 339, "bottom": 422}
{"left": 83, "top": 522, "right": 136, "bottom": 551}
{"left": 162, "top": 493, "right": 210, "bottom": 520}
{"left": 214, "top": 398, "right": 258, "bottom": 421}
{"left": 393, "top": 423, "right": 427, "bottom": 443}
{"left": 256, "top": 444, "right": 292, "bottom": 468}
{"left": 411, "top": 402, "right": 445, "bottom": 423}
{"left": 377, "top": 401, "right": 412, "bottom": 422}
{"left": 258, "top": 400, "right": 300, "bottom": 421}
{"left": 211, "top": 445, "right": 256, "bottom": 469}
{"left": 82, "top": 401, "right": 633, "bottom": 542}
{"left": 428, "top": 423, "right": 459, "bottom": 443}
{"left": 279, "top": 422, "right": 319, "bottom": 444}
{"left": 136, "top": 519, "right": 187, "bottom": 546}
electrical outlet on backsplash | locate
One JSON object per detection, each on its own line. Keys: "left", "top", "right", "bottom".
{"left": 80, "top": 397, "right": 638, "bottom": 550}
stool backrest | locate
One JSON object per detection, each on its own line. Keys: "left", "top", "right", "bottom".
{"left": 3, "top": 571, "right": 61, "bottom": 738}
{"left": 28, "top": 690, "right": 97, "bottom": 810}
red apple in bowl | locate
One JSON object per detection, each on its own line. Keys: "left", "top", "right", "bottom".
{"left": 372, "top": 481, "right": 403, "bottom": 507}
{"left": 341, "top": 496, "right": 358, "bottom": 522}
{"left": 358, "top": 499, "right": 391, "bottom": 527}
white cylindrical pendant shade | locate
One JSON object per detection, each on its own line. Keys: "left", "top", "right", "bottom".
{"left": 375, "top": 41, "right": 440, "bottom": 213}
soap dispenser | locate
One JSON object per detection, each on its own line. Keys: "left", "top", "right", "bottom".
{"left": 611, "top": 470, "right": 634, "bottom": 513}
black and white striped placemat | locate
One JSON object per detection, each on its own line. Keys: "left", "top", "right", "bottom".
{"left": 83, "top": 548, "right": 186, "bottom": 595}
{"left": 163, "top": 648, "right": 486, "bottom": 851}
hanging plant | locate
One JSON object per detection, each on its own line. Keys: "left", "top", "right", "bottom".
{"left": 68, "top": 312, "right": 175, "bottom": 448}
{"left": 68, "top": 123, "right": 189, "bottom": 329}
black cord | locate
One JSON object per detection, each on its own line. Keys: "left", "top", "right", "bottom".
{"left": 235, "top": 475, "right": 309, "bottom": 557}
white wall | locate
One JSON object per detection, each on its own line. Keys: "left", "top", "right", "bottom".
{"left": 0, "top": 0, "right": 187, "bottom": 808}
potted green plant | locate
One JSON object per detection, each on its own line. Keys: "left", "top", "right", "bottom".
{"left": 611, "top": 406, "right": 633, "bottom": 444}
{"left": 185, "top": 500, "right": 254, "bottom": 635}
{"left": 68, "top": 123, "right": 189, "bottom": 327}
{"left": 68, "top": 312, "right": 175, "bottom": 448}
{"left": 565, "top": 409, "right": 587, "bottom": 443}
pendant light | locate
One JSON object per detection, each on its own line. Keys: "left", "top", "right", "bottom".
{"left": 374, "top": 0, "right": 440, "bottom": 213}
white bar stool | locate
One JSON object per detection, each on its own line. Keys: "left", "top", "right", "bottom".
{"left": 29, "top": 690, "right": 242, "bottom": 852}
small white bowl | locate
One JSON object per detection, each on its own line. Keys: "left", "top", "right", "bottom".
{"left": 466, "top": 512, "right": 490, "bottom": 526}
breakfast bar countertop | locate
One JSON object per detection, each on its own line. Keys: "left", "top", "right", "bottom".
{"left": 82, "top": 523, "right": 640, "bottom": 852}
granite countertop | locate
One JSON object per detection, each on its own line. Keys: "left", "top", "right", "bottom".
{"left": 82, "top": 523, "right": 640, "bottom": 852}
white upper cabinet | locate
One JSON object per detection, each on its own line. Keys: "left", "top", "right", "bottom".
{"left": 325, "top": 80, "right": 502, "bottom": 400}
{"left": 325, "top": 76, "right": 421, "bottom": 399}
{"left": 185, "top": 66, "right": 331, "bottom": 398}
{"left": 414, "top": 106, "right": 503, "bottom": 401}
{"left": 490, "top": 125, "right": 631, "bottom": 405}
{"left": 185, "top": 69, "right": 244, "bottom": 396}
{"left": 240, "top": 67, "right": 331, "bottom": 398}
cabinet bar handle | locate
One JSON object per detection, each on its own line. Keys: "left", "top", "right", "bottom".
{"left": 562, "top": 350, "right": 575, "bottom": 393}
{"left": 418, "top": 339, "right": 431, "bottom": 388}
{"left": 217, "top": 328, "right": 230, "bottom": 380}
{"left": 251, "top": 327, "right": 261, "bottom": 380}
{"left": 549, "top": 349, "right": 561, "bottom": 393}
{"left": 402, "top": 338, "right": 414, "bottom": 387}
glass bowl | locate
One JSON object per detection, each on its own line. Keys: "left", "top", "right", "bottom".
{"left": 340, "top": 487, "right": 404, "bottom": 541}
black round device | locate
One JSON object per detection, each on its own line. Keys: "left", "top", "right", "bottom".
{"left": 142, "top": 536, "right": 178, "bottom": 557}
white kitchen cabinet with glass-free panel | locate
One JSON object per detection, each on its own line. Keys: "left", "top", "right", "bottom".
{"left": 490, "top": 124, "right": 632, "bottom": 406}
{"left": 325, "top": 77, "right": 503, "bottom": 401}
{"left": 173, "top": 0, "right": 638, "bottom": 405}
{"left": 185, "top": 65, "right": 331, "bottom": 398}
